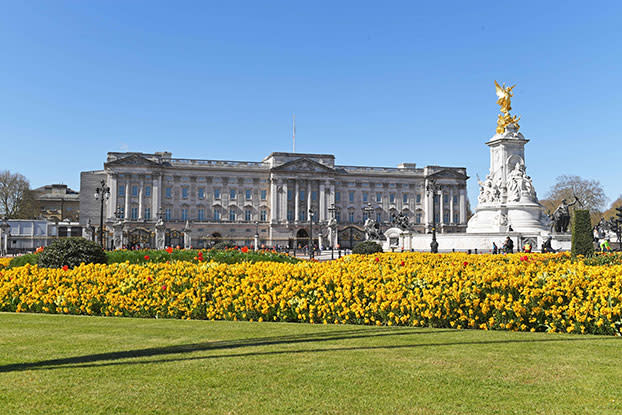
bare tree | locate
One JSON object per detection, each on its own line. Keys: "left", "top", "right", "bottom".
{"left": 0, "top": 170, "right": 36, "bottom": 218}
{"left": 541, "top": 175, "right": 607, "bottom": 225}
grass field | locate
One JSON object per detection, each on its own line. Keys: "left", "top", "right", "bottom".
{"left": 0, "top": 313, "right": 620, "bottom": 414}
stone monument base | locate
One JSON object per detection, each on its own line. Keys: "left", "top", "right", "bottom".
{"left": 466, "top": 203, "right": 550, "bottom": 234}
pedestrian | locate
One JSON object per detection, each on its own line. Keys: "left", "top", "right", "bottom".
{"left": 524, "top": 241, "right": 532, "bottom": 253}
{"left": 492, "top": 242, "right": 498, "bottom": 254}
{"left": 503, "top": 236, "right": 514, "bottom": 254}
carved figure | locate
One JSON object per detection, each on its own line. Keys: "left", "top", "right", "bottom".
{"left": 327, "top": 217, "right": 337, "bottom": 247}
{"left": 391, "top": 212, "right": 411, "bottom": 231}
{"left": 477, "top": 174, "right": 500, "bottom": 204}
{"left": 494, "top": 80, "right": 521, "bottom": 134}
{"left": 364, "top": 218, "right": 383, "bottom": 240}
{"left": 552, "top": 198, "right": 578, "bottom": 233}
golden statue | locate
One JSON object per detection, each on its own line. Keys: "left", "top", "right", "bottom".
{"left": 494, "top": 80, "right": 520, "bottom": 134}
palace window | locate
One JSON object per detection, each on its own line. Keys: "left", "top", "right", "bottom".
{"left": 443, "top": 212, "right": 449, "bottom": 223}
{"left": 131, "top": 207, "right": 138, "bottom": 220}
{"left": 145, "top": 186, "right": 151, "bottom": 197}
{"left": 287, "top": 210, "right": 293, "bottom": 221}
{"left": 198, "top": 208, "right": 205, "bottom": 221}
{"left": 229, "top": 208, "right": 236, "bottom": 221}
{"left": 416, "top": 213, "right": 422, "bottom": 224}
{"left": 312, "top": 191, "right": 317, "bottom": 201}
{"left": 349, "top": 212, "right": 355, "bottom": 223}
{"left": 118, "top": 185, "right": 125, "bottom": 197}
{"left": 245, "top": 209, "right": 251, "bottom": 221}
{"left": 182, "top": 209, "right": 188, "bottom": 221}
{"left": 349, "top": 191, "right": 354, "bottom": 202}
{"left": 214, "top": 189, "right": 221, "bottom": 199}
{"left": 454, "top": 213, "right": 459, "bottom": 223}
{"left": 261, "top": 190, "right": 267, "bottom": 200}
{"left": 300, "top": 190, "right": 305, "bottom": 201}
{"left": 376, "top": 193, "right": 382, "bottom": 203}
{"left": 246, "top": 190, "right": 252, "bottom": 200}
{"left": 453, "top": 195, "right": 458, "bottom": 204}
{"left": 214, "top": 208, "right": 220, "bottom": 221}
{"left": 165, "top": 187, "right": 172, "bottom": 199}
{"left": 165, "top": 208, "right": 171, "bottom": 221}
{"left": 376, "top": 212, "right": 382, "bottom": 223}
{"left": 403, "top": 194, "right": 408, "bottom": 203}
{"left": 198, "top": 188, "right": 205, "bottom": 199}
{"left": 390, "top": 193, "right": 395, "bottom": 203}
{"left": 416, "top": 194, "right": 421, "bottom": 204}
{"left": 443, "top": 194, "right": 449, "bottom": 204}
{"left": 230, "top": 189, "right": 236, "bottom": 199}
{"left": 287, "top": 190, "right": 292, "bottom": 201}
{"left": 261, "top": 209, "right": 267, "bottom": 221}
{"left": 335, "top": 211, "right": 341, "bottom": 222}
{"left": 132, "top": 185, "right": 138, "bottom": 197}
{"left": 182, "top": 187, "right": 189, "bottom": 199}
{"left": 299, "top": 210, "right": 306, "bottom": 221}
{"left": 145, "top": 208, "right": 151, "bottom": 220}
{"left": 335, "top": 192, "right": 341, "bottom": 202}
{"left": 363, "top": 192, "right": 368, "bottom": 202}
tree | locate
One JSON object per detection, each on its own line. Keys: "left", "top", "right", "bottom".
{"left": 0, "top": 170, "right": 36, "bottom": 219}
{"left": 602, "top": 196, "right": 622, "bottom": 220}
{"left": 542, "top": 175, "right": 607, "bottom": 225}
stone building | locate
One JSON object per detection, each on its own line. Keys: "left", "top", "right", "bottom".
{"left": 80, "top": 151, "right": 468, "bottom": 249}
{"left": 32, "top": 184, "right": 80, "bottom": 222}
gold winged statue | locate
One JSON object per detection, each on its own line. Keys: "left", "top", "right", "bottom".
{"left": 494, "top": 80, "right": 520, "bottom": 134}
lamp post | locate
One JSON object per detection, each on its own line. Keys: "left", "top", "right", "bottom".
{"left": 328, "top": 203, "right": 339, "bottom": 260}
{"left": 426, "top": 179, "right": 440, "bottom": 253}
{"left": 94, "top": 179, "right": 110, "bottom": 248}
{"left": 308, "top": 208, "right": 315, "bottom": 259}
{"left": 362, "top": 202, "right": 374, "bottom": 223}
{"left": 0, "top": 217, "right": 10, "bottom": 256}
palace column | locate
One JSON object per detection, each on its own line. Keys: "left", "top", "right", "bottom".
{"left": 424, "top": 181, "right": 433, "bottom": 228}
{"left": 459, "top": 187, "right": 467, "bottom": 224}
{"left": 270, "top": 178, "right": 278, "bottom": 223}
{"left": 439, "top": 188, "right": 445, "bottom": 225}
{"left": 108, "top": 174, "right": 117, "bottom": 220}
{"left": 294, "top": 181, "right": 300, "bottom": 223}
{"left": 138, "top": 177, "right": 144, "bottom": 220}
{"left": 319, "top": 182, "right": 326, "bottom": 221}
{"left": 124, "top": 179, "right": 130, "bottom": 219}
{"left": 281, "top": 180, "right": 288, "bottom": 222}
{"left": 152, "top": 174, "right": 161, "bottom": 220}
{"left": 449, "top": 187, "right": 454, "bottom": 224}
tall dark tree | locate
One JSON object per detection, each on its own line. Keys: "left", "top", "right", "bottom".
{"left": 0, "top": 170, "right": 36, "bottom": 218}
{"left": 541, "top": 175, "right": 607, "bottom": 225}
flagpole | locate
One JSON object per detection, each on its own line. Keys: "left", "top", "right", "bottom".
{"left": 292, "top": 114, "right": 296, "bottom": 153}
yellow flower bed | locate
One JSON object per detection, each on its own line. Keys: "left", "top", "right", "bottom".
{"left": 1, "top": 253, "right": 621, "bottom": 335}
{"left": 0, "top": 258, "right": 11, "bottom": 269}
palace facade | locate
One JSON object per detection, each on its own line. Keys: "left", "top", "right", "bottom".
{"left": 80, "top": 151, "right": 468, "bottom": 249}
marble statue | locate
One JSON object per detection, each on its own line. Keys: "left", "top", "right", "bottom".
{"left": 155, "top": 217, "right": 166, "bottom": 250}
{"left": 327, "top": 217, "right": 337, "bottom": 248}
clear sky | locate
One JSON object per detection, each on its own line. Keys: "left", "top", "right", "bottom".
{"left": 1, "top": 1, "right": 621, "bottom": 208}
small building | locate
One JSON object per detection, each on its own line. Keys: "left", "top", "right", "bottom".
{"left": 32, "top": 184, "right": 80, "bottom": 222}
{"left": 5, "top": 219, "right": 82, "bottom": 254}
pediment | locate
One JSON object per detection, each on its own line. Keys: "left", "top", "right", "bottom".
{"left": 271, "top": 158, "right": 334, "bottom": 173}
{"left": 427, "top": 169, "right": 468, "bottom": 180}
{"left": 105, "top": 154, "right": 160, "bottom": 168}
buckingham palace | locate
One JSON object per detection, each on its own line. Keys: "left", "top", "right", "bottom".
{"left": 80, "top": 151, "right": 468, "bottom": 249}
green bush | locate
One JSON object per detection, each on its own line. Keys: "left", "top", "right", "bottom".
{"left": 38, "top": 237, "right": 107, "bottom": 269}
{"left": 8, "top": 253, "right": 39, "bottom": 268}
{"left": 352, "top": 241, "right": 384, "bottom": 255}
{"left": 211, "top": 241, "right": 238, "bottom": 250}
{"left": 571, "top": 209, "right": 594, "bottom": 257}
{"left": 105, "top": 248, "right": 299, "bottom": 265}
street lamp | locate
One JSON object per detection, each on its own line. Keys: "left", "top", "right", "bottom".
{"left": 308, "top": 208, "right": 315, "bottom": 259}
{"left": 94, "top": 179, "right": 111, "bottom": 248}
{"left": 362, "top": 202, "right": 374, "bottom": 223}
{"left": 0, "top": 217, "right": 10, "bottom": 256}
{"left": 426, "top": 179, "right": 440, "bottom": 253}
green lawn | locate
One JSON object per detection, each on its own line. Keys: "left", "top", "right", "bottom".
{"left": 0, "top": 313, "right": 620, "bottom": 414}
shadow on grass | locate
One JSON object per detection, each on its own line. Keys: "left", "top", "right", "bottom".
{"left": 0, "top": 326, "right": 449, "bottom": 373}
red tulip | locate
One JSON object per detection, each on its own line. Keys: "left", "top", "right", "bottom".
{"left": 147, "top": 276, "right": 152, "bottom": 282}
{"left": 374, "top": 257, "right": 380, "bottom": 263}
{"left": 144, "top": 255, "right": 150, "bottom": 260}
{"left": 162, "top": 285, "right": 167, "bottom": 290}
{"left": 463, "top": 261, "right": 468, "bottom": 266}
{"left": 400, "top": 261, "right": 405, "bottom": 266}
{"left": 166, "top": 246, "right": 173, "bottom": 254}
{"left": 241, "top": 246, "right": 249, "bottom": 253}
{"left": 62, "top": 265, "right": 69, "bottom": 271}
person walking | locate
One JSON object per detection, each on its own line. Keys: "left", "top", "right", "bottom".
{"left": 492, "top": 242, "right": 498, "bottom": 254}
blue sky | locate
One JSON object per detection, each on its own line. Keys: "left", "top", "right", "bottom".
{"left": 1, "top": 1, "right": 621, "bottom": 208}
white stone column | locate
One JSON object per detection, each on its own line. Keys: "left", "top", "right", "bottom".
{"left": 425, "top": 182, "right": 433, "bottom": 227}
{"left": 270, "top": 178, "right": 278, "bottom": 223}
{"left": 294, "top": 181, "right": 300, "bottom": 223}
{"left": 459, "top": 187, "right": 467, "bottom": 224}
{"left": 281, "top": 181, "right": 288, "bottom": 222}
{"left": 108, "top": 174, "right": 117, "bottom": 220}
{"left": 449, "top": 187, "right": 454, "bottom": 224}
{"left": 152, "top": 175, "right": 160, "bottom": 220}
{"left": 439, "top": 188, "right": 444, "bottom": 224}
{"left": 319, "top": 182, "right": 326, "bottom": 221}
{"left": 124, "top": 180, "right": 130, "bottom": 219}
{"left": 138, "top": 178, "right": 144, "bottom": 219}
